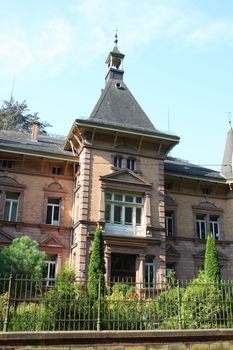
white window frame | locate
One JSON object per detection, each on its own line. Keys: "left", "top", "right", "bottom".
{"left": 105, "top": 193, "right": 144, "bottom": 227}
{"left": 196, "top": 215, "right": 207, "bottom": 240}
{"left": 113, "top": 156, "right": 123, "bottom": 168}
{"left": 46, "top": 198, "right": 60, "bottom": 225}
{"left": 45, "top": 260, "right": 56, "bottom": 287}
{"left": 145, "top": 258, "right": 155, "bottom": 288}
{"left": 127, "top": 158, "right": 136, "bottom": 171}
{"left": 4, "top": 193, "right": 19, "bottom": 222}
{"left": 210, "top": 216, "right": 220, "bottom": 240}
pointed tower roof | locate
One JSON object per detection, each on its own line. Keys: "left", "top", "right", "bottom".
{"left": 64, "top": 37, "right": 180, "bottom": 152}
{"left": 89, "top": 39, "right": 157, "bottom": 133}
{"left": 221, "top": 128, "right": 233, "bottom": 179}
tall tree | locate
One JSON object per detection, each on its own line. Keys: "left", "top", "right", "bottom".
{"left": 204, "top": 234, "right": 221, "bottom": 283}
{"left": 0, "top": 236, "right": 46, "bottom": 279}
{"left": 87, "top": 225, "right": 106, "bottom": 299}
{"left": 0, "top": 98, "right": 51, "bottom": 133}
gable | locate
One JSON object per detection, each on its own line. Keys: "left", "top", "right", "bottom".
{"left": 0, "top": 230, "right": 14, "bottom": 243}
{"left": 40, "top": 235, "right": 64, "bottom": 248}
{"left": 193, "top": 249, "right": 227, "bottom": 261}
{"left": 166, "top": 244, "right": 180, "bottom": 257}
{"left": 100, "top": 169, "right": 152, "bottom": 187}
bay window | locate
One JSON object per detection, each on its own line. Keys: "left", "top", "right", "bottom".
{"left": 105, "top": 192, "right": 143, "bottom": 227}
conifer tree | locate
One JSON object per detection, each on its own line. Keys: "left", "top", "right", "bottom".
{"left": 87, "top": 225, "right": 106, "bottom": 299}
{"left": 204, "top": 234, "right": 221, "bottom": 283}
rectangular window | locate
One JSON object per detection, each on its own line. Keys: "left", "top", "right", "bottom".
{"left": 165, "top": 211, "right": 174, "bottom": 237}
{"left": 46, "top": 198, "right": 60, "bottom": 225}
{"left": 166, "top": 262, "right": 176, "bottom": 274}
{"left": 114, "top": 157, "right": 123, "bottom": 168}
{"left": 114, "top": 205, "right": 122, "bottom": 224}
{"left": 52, "top": 167, "right": 63, "bottom": 175}
{"left": 45, "top": 256, "right": 57, "bottom": 287}
{"left": 210, "top": 216, "right": 220, "bottom": 240}
{"left": 125, "top": 207, "right": 133, "bottom": 225}
{"left": 105, "top": 192, "right": 144, "bottom": 227}
{"left": 145, "top": 257, "right": 155, "bottom": 288}
{"left": 196, "top": 214, "right": 206, "bottom": 239}
{"left": 2, "top": 160, "right": 13, "bottom": 169}
{"left": 105, "top": 204, "right": 111, "bottom": 222}
{"left": 3, "top": 192, "right": 19, "bottom": 222}
{"left": 127, "top": 159, "right": 136, "bottom": 171}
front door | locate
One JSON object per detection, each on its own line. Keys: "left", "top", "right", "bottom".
{"left": 111, "top": 254, "right": 136, "bottom": 282}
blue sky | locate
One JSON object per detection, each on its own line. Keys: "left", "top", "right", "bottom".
{"left": 0, "top": 0, "right": 233, "bottom": 170}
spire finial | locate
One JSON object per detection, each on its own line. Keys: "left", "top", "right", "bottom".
{"left": 114, "top": 28, "right": 118, "bottom": 45}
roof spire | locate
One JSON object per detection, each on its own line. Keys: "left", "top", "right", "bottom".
{"left": 105, "top": 30, "right": 125, "bottom": 73}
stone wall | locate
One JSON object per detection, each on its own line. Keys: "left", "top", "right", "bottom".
{"left": 1, "top": 330, "right": 233, "bottom": 349}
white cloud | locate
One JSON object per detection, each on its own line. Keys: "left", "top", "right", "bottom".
{"left": 36, "top": 18, "right": 74, "bottom": 61}
{"left": 0, "top": 0, "right": 233, "bottom": 77}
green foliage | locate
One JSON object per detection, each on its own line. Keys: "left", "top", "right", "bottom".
{"left": 9, "top": 303, "right": 48, "bottom": 331}
{"left": 157, "top": 285, "right": 185, "bottom": 329}
{"left": 43, "top": 267, "right": 89, "bottom": 330}
{"left": 0, "top": 236, "right": 46, "bottom": 280}
{"left": 105, "top": 283, "right": 157, "bottom": 330}
{"left": 166, "top": 270, "right": 177, "bottom": 287}
{"left": 0, "top": 98, "right": 51, "bottom": 133}
{"left": 204, "top": 234, "right": 221, "bottom": 283}
{"left": 0, "top": 293, "right": 8, "bottom": 329}
{"left": 181, "top": 273, "right": 222, "bottom": 329}
{"left": 87, "top": 225, "right": 106, "bottom": 299}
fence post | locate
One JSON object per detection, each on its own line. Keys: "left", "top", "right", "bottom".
{"left": 97, "top": 278, "right": 101, "bottom": 331}
{"left": 177, "top": 280, "right": 182, "bottom": 330}
{"left": 3, "top": 274, "right": 12, "bottom": 332}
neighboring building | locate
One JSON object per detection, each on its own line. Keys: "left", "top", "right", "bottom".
{"left": 0, "top": 42, "right": 233, "bottom": 284}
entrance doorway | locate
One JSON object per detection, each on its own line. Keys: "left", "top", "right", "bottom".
{"left": 111, "top": 254, "right": 136, "bottom": 282}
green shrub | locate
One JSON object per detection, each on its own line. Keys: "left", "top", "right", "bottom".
{"left": 9, "top": 302, "right": 48, "bottom": 331}
{"left": 157, "top": 286, "right": 184, "bottom": 329}
{"left": 204, "top": 234, "right": 221, "bottom": 283}
{"left": 43, "top": 267, "right": 89, "bottom": 330}
{"left": 0, "top": 293, "right": 9, "bottom": 329}
{"left": 105, "top": 283, "right": 157, "bottom": 330}
{"left": 87, "top": 225, "right": 106, "bottom": 300}
{"left": 181, "top": 273, "right": 222, "bottom": 329}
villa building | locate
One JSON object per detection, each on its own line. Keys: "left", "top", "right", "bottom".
{"left": 0, "top": 42, "right": 233, "bottom": 284}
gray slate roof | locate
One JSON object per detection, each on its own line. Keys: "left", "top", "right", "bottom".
{"left": 165, "top": 157, "right": 225, "bottom": 181}
{"left": 0, "top": 130, "right": 74, "bottom": 159}
{"left": 89, "top": 78, "right": 157, "bottom": 133}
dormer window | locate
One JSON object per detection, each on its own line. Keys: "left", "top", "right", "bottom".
{"left": 114, "top": 156, "right": 123, "bottom": 168}
{"left": 127, "top": 159, "right": 136, "bottom": 171}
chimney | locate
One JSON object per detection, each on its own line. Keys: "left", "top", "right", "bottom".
{"left": 31, "top": 122, "right": 40, "bottom": 142}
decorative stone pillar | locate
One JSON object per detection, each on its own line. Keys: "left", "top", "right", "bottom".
{"left": 104, "top": 247, "right": 111, "bottom": 286}
{"left": 99, "top": 186, "right": 105, "bottom": 222}
{"left": 136, "top": 254, "right": 145, "bottom": 286}
{"left": 144, "top": 192, "right": 151, "bottom": 225}
{"left": 56, "top": 254, "right": 62, "bottom": 275}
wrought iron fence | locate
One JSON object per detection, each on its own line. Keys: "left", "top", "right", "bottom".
{"left": 1, "top": 275, "right": 233, "bottom": 331}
